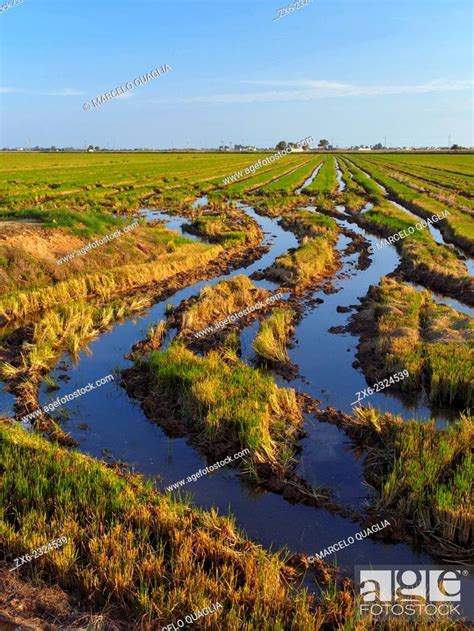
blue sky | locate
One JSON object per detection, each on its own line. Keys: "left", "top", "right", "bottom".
{"left": 1, "top": 0, "right": 473, "bottom": 148}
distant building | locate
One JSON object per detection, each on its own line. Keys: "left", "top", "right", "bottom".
{"left": 234, "top": 145, "right": 257, "bottom": 151}
{"left": 358, "top": 147, "right": 371, "bottom": 151}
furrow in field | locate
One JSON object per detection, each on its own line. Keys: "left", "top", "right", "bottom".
{"left": 220, "top": 156, "right": 310, "bottom": 194}
{"left": 254, "top": 157, "right": 316, "bottom": 192}
{"left": 261, "top": 156, "right": 324, "bottom": 192}
{"left": 334, "top": 158, "right": 346, "bottom": 192}
{"left": 28, "top": 202, "right": 450, "bottom": 578}
{"left": 337, "top": 158, "right": 474, "bottom": 305}
{"left": 365, "top": 154, "right": 474, "bottom": 195}
{"left": 339, "top": 156, "right": 386, "bottom": 197}
{"left": 358, "top": 156, "right": 474, "bottom": 214}
{"left": 351, "top": 156, "right": 474, "bottom": 256}
{"left": 304, "top": 155, "right": 338, "bottom": 194}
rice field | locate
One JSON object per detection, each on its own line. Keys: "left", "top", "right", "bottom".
{"left": 0, "top": 150, "right": 473, "bottom": 629}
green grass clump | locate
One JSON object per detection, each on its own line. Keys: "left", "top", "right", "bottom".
{"left": 305, "top": 156, "right": 338, "bottom": 194}
{"left": 0, "top": 207, "right": 122, "bottom": 238}
{"left": 350, "top": 408, "right": 473, "bottom": 554}
{"left": 270, "top": 235, "right": 337, "bottom": 288}
{"left": 355, "top": 277, "right": 473, "bottom": 407}
{"left": 281, "top": 210, "right": 338, "bottom": 240}
{"left": 425, "top": 341, "right": 473, "bottom": 407}
{"left": 145, "top": 343, "right": 302, "bottom": 471}
{"left": 253, "top": 308, "right": 295, "bottom": 363}
{"left": 184, "top": 215, "right": 247, "bottom": 243}
{"left": 180, "top": 275, "right": 271, "bottom": 335}
{"left": 0, "top": 420, "right": 325, "bottom": 628}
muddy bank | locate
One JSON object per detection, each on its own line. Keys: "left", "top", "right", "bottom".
{"left": 398, "top": 258, "right": 474, "bottom": 305}
{"left": 348, "top": 284, "right": 413, "bottom": 392}
{"left": 341, "top": 228, "right": 372, "bottom": 270}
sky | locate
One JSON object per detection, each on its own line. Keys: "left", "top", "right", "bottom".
{"left": 1, "top": 0, "right": 473, "bottom": 149}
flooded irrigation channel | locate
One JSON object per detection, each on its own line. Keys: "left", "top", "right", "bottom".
{"left": 32, "top": 199, "right": 472, "bottom": 594}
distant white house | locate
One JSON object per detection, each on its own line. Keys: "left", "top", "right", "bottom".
{"left": 358, "top": 147, "right": 371, "bottom": 151}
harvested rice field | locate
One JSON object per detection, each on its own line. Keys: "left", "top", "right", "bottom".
{"left": 1, "top": 149, "right": 472, "bottom": 629}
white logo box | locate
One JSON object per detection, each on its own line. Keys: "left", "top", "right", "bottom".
{"left": 355, "top": 565, "right": 473, "bottom": 621}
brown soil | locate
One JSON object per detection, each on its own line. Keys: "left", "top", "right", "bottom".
{"left": 0, "top": 566, "right": 127, "bottom": 630}
{"left": 0, "top": 221, "right": 85, "bottom": 262}
{"left": 341, "top": 228, "right": 372, "bottom": 270}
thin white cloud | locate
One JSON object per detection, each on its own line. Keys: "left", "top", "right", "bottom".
{"left": 40, "top": 88, "right": 84, "bottom": 96}
{"left": 0, "top": 87, "right": 84, "bottom": 96}
{"left": 243, "top": 79, "right": 352, "bottom": 90}
{"left": 243, "top": 78, "right": 474, "bottom": 96}
{"left": 147, "top": 78, "right": 473, "bottom": 105}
